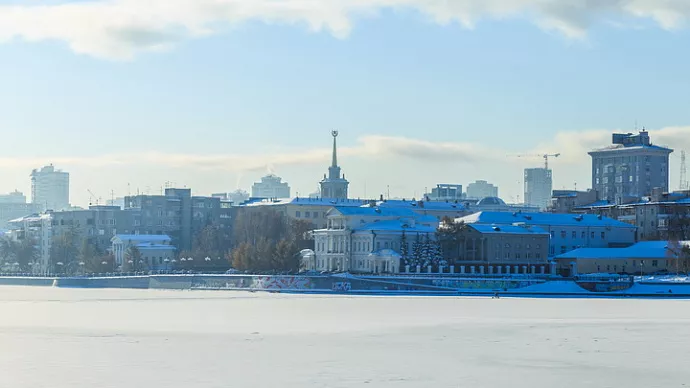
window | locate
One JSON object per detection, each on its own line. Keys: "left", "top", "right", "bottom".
{"left": 295, "top": 211, "right": 301, "bottom": 218}
{"left": 305, "top": 211, "right": 311, "bottom": 218}
{"left": 652, "top": 260, "right": 658, "bottom": 267}
{"left": 313, "top": 212, "right": 318, "bottom": 219}
{"left": 601, "top": 232, "right": 605, "bottom": 239}
{"left": 550, "top": 231, "right": 555, "bottom": 238}
{"left": 591, "top": 232, "right": 595, "bottom": 238}
{"left": 560, "top": 246, "right": 567, "bottom": 254}
{"left": 526, "top": 244, "right": 531, "bottom": 249}
{"left": 650, "top": 221, "right": 655, "bottom": 227}
{"left": 581, "top": 231, "right": 585, "bottom": 239}
{"left": 526, "top": 253, "right": 531, "bottom": 259}
{"left": 560, "top": 231, "right": 566, "bottom": 238}
{"left": 515, "top": 253, "right": 521, "bottom": 259}
{"left": 535, "top": 253, "right": 541, "bottom": 259}
{"left": 376, "top": 242, "right": 381, "bottom": 249}
{"left": 384, "top": 242, "right": 389, "bottom": 248}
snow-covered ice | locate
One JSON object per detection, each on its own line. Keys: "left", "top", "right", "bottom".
{"left": 1, "top": 286, "right": 689, "bottom": 387}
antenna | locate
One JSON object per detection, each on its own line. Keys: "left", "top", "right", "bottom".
{"left": 681, "top": 150, "right": 688, "bottom": 191}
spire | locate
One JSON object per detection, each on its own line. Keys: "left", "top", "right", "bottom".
{"left": 331, "top": 130, "right": 338, "bottom": 168}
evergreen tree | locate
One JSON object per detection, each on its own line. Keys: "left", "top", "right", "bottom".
{"left": 400, "top": 230, "right": 409, "bottom": 266}
{"left": 411, "top": 233, "right": 423, "bottom": 267}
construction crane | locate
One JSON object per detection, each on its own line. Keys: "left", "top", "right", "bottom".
{"left": 516, "top": 153, "right": 561, "bottom": 170}
{"left": 87, "top": 189, "right": 101, "bottom": 206}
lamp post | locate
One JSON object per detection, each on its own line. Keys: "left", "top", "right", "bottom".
{"left": 78, "top": 261, "right": 85, "bottom": 276}
{"left": 56, "top": 261, "right": 64, "bottom": 275}
{"left": 163, "top": 258, "right": 170, "bottom": 273}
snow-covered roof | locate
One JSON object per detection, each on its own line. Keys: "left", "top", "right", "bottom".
{"left": 115, "top": 234, "right": 171, "bottom": 242}
{"left": 355, "top": 219, "right": 437, "bottom": 233}
{"left": 241, "top": 197, "right": 367, "bottom": 207}
{"left": 375, "top": 200, "right": 468, "bottom": 211}
{"left": 332, "top": 206, "right": 417, "bottom": 217}
{"left": 589, "top": 144, "right": 673, "bottom": 153}
{"left": 555, "top": 241, "right": 687, "bottom": 260}
{"left": 457, "top": 211, "right": 636, "bottom": 228}
{"left": 469, "top": 224, "right": 548, "bottom": 235}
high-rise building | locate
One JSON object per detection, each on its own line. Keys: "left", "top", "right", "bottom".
{"left": 319, "top": 131, "right": 349, "bottom": 199}
{"left": 426, "top": 184, "right": 463, "bottom": 201}
{"left": 466, "top": 180, "right": 499, "bottom": 199}
{"left": 524, "top": 168, "right": 552, "bottom": 211}
{"left": 589, "top": 130, "right": 673, "bottom": 202}
{"left": 31, "top": 164, "right": 70, "bottom": 211}
{"left": 251, "top": 174, "right": 291, "bottom": 198}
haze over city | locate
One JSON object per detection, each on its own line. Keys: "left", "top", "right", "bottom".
{"left": 2, "top": 0, "right": 690, "bottom": 206}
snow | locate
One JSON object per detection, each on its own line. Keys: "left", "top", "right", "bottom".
{"left": 1, "top": 287, "right": 690, "bottom": 387}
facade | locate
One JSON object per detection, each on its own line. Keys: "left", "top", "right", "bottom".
{"left": 457, "top": 211, "right": 637, "bottom": 258}
{"left": 311, "top": 206, "right": 437, "bottom": 274}
{"left": 448, "top": 223, "right": 550, "bottom": 274}
{"left": 554, "top": 241, "right": 689, "bottom": 275}
{"left": 124, "top": 188, "right": 221, "bottom": 251}
{"left": 589, "top": 130, "right": 673, "bottom": 202}
{"left": 550, "top": 190, "right": 598, "bottom": 213}
{"left": 6, "top": 214, "right": 53, "bottom": 273}
{"left": 466, "top": 180, "right": 498, "bottom": 199}
{"left": 0, "top": 190, "right": 27, "bottom": 204}
{"left": 111, "top": 234, "right": 176, "bottom": 271}
{"left": 426, "top": 184, "right": 463, "bottom": 201}
{"left": 468, "top": 197, "right": 541, "bottom": 213}
{"left": 31, "top": 164, "right": 70, "bottom": 211}
{"left": 319, "top": 131, "right": 349, "bottom": 199}
{"left": 524, "top": 168, "right": 552, "bottom": 211}
{"left": 251, "top": 174, "right": 291, "bottom": 199}
{"left": 239, "top": 197, "right": 368, "bottom": 229}
{"left": 0, "top": 203, "right": 42, "bottom": 229}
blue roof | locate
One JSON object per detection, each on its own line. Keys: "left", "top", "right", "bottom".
{"left": 458, "top": 211, "right": 636, "bottom": 228}
{"left": 136, "top": 244, "right": 176, "bottom": 250}
{"left": 376, "top": 200, "right": 468, "bottom": 211}
{"left": 241, "top": 197, "right": 367, "bottom": 207}
{"left": 116, "top": 234, "right": 171, "bottom": 241}
{"left": 355, "top": 219, "right": 437, "bottom": 233}
{"left": 332, "top": 206, "right": 417, "bottom": 217}
{"left": 470, "top": 224, "right": 548, "bottom": 235}
{"left": 574, "top": 200, "right": 613, "bottom": 209}
{"left": 555, "top": 241, "right": 686, "bottom": 260}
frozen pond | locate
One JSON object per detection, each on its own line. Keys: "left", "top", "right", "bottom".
{"left": 1, "top": 287, "right": 689, "bottom": 387}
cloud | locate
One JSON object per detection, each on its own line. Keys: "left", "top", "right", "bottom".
{"left": 6, "top": 126, "right": 690, "bottom": 173}
{"left": 0, "top": 0, "right": 689, "bottom": 59}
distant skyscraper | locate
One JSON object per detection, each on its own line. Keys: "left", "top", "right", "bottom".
{"left": 0, "top": 190, "right": 27, "bottom": 204}
{"left": 251, "top": 175, "right": 291, "bottom": 198}
{"left": 320, "top": 131, "right": 349, "bottom": 199}
{"left": 589, "top": 130, "right": 673, "bottom": 202}
{"left": 31, "top": 164, "right": 70, "bottom": 211}
{"left": 524, "top": 168, "right": 552, "bottom": 211}
{"left": 426, "top": 184, "right": 463, "bottom": 201}
{"left": 466, "top": 180, "right": 499, "bottom": 199}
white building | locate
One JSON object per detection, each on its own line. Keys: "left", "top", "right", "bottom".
{"left": 524, "top": 168, "right": 552, "bottom": 211}
{"left": 426, "top": 184, "right": 463, "bottom": 201}
{"left": 111, "top": 234, "right": 176, "bottom": 271}
{"left": 31, "top": 164, "right": 70, "bottom": 211}
{"left": 310, "top": 206, "right": 438, "bottom": 274}
{"left": 6, "top": 214, "right": 53, "bottom": 273}
{"left": 466, "top": 180, "right": 498, "bottom": 199}
{"left": 251, "top": 174, "right": 291, "bottom": 199}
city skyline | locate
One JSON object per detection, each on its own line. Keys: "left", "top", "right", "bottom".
{"left": 1, "top": 1, "right": 690, "bottom": 206}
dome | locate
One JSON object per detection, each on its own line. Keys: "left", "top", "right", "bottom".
{"left": 477, "top": 197, "right": 507, "bottom": 206}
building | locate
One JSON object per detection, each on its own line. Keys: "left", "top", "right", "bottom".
{"left": 319, "top": 131, "right": 349, "bottom": 199}
{"left": 111, "top": 234, "right": 176, "bottom": 271}
{"left": 124, "top": 188, "right": 221, "bottom": 251}
{"left": 311, "top": 206, "right": 437, "bottom": 274}
{"left": 554, "top": 241, "right": 689, "bottom": 276}
{"left": 251, "top": 174, "right": 291, "bottom": 199}
{"left": 6, "top": 213, "right": 53, "bottom": 273}
{"left": 466, "top": 180, "right": 498, "bottom": 199}
{"left": 0, "top": 190, "right": 27, "bottom": 204}
{"left": 31, "top": 164, "right": 70, "bottom": 211}
{"left": 467, "top": 197, "right": 541, "bottom": 213}
{"left": 524, "top": 168, "right": 552, "bottom": 211}
{"left": 456, "top": 211, "right": 637, "bottom": 258}
{"left": 426, "top": 184, "right": 463, "bottom": 201}
{"left": 589, "top": 130, "right": 673, "bottom": 203}
{"left": 550, "top": 189, "right": 598, "bottom": 213}
{"left": 445, "top": 223, "right": 550, "bottom": 274}
{"left": 239, "top": 197, "right": 368, "bottom": 229}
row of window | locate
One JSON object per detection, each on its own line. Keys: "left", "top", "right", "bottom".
{"left": 551, "top": 230, "right": 606, "bottom": 240}
{"left": 295, "top": 211, "right": 324, "bottom": 219}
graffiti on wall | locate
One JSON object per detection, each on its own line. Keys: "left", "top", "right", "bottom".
{"left": 332, "top": 282, "right": 351, "bottom": 292}
{"left": 252, "top": 276, "right": 313, "bottom": 290}
{"left": 431, "top": 279, "right": 534, "bottom": 290}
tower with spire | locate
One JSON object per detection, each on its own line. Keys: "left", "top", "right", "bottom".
{"left": 320, "top": 130, "right": 349, "bottom": 199}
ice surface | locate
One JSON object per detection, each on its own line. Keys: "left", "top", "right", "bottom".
{"left": 1, "top": 287, "right": 689, "bottom": 388}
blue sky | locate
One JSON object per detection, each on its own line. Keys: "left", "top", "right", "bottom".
{"left": 1, "top": 1, "right": 690, "bottom": 205}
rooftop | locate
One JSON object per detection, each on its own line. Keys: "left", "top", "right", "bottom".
{"left": 457, "top": 211, "right": 636, "bottom": 228}
{"left": 331, "top": 206, "right": 417, "bottom": 218}
{"left": 555, "top": 241, "right": 688, "bottom": 260}
{"left": 469, "top": 224, "right": 548, "bottom": 235}
{"left": 355, "top": 219, "right": 437, "bottom": 233}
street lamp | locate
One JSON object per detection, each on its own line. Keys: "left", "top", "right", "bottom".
{"left": 56, "top": 262, "right": 64, "bottom": 274}
{"left": 163, "top": 258, "right": 170, "bottom": 272}
{"left": 78, "top": 261, "right": 85, "bottom": 275}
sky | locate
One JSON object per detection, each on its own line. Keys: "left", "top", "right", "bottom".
{"left": 1, "top": 0, "right": 690, "bottom": 206}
